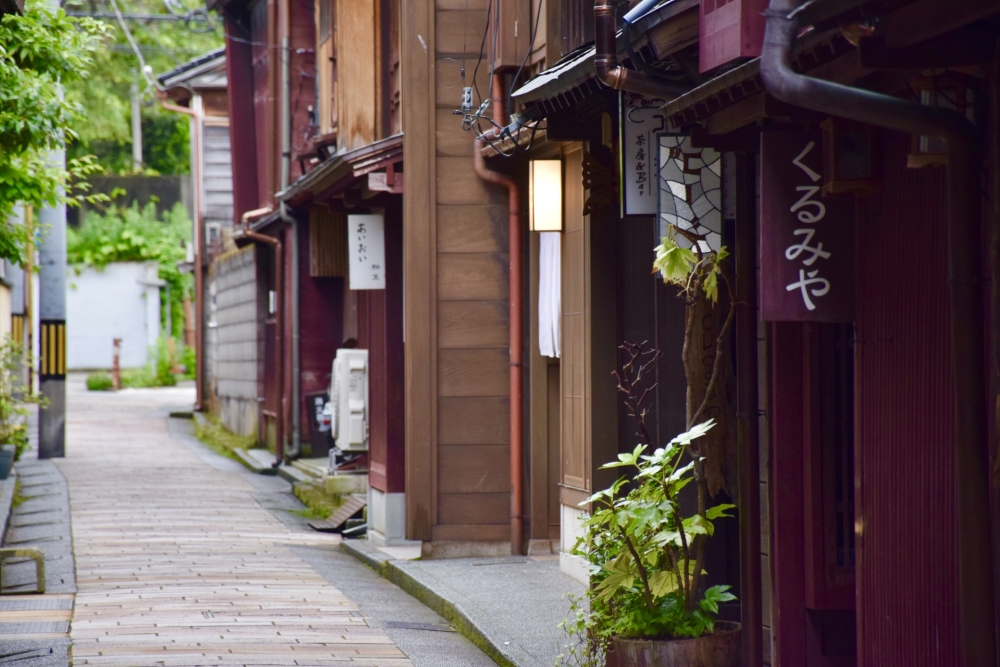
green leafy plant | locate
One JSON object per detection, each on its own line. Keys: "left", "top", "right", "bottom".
{"left": 0, "top": 0, "right": 109, "bottom": 263}
{"left": 154, "top": 335, "right": 178, "bottom": 387}
{"left": 86, "top": 371, "right": 113, "bottom": 391}
{"left": 0, "top": 337, "right": 45, "bottom": 461}
{"left": 67, "top": 201, "right": 192, "bottom": 340}
{"left": 62, "top": 0, "right": 222, "bottom": 175}
{"left": 558, "top": 342, "right": 736, "bottom": 666}
{"left": 121, "top": 365, "right": 157, "bottom": 388}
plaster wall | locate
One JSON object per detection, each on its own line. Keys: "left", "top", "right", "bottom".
{"left": 67, "top": 261, "right": 161, "bottom": 369}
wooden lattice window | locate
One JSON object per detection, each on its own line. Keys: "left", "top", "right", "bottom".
{"left": 309, "top": 206, "right": 347, "bottom": 278}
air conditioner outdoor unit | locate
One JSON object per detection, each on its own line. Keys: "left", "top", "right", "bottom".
{"left": 330, "top": 348, "right": 368, "bottom": 451}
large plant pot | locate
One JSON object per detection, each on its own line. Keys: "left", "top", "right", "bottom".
{"left": 609, "top": 621, "right": 741, "bottom": 667}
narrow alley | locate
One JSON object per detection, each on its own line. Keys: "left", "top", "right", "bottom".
{"left": 2, "top": 378, "right": 498, "bottom": 667}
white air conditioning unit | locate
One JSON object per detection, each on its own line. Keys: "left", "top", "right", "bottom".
{"left": 330, "top": 348, "right": 368, "bottom": 451}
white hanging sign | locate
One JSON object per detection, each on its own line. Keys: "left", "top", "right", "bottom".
{"left": 620, "top": 91, "right": 666, "bottom": 216}
{"left": 348, "top": 214, "right": 386, "bottom": 290}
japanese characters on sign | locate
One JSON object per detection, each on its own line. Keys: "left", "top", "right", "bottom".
{"left": 347, "top": 214, "right": 386, "bottom": 290}
{"left": 620, "top": 91, "right": 666, "bottom": 216}
{"left": 760, "top": 131, "right": 855, "bottom": 322}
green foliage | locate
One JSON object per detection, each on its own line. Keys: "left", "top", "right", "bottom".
{"left": 67, "top": 201, "right": 191, "bottom": 339}
{"left": 121, "top": 364, "right": 157, "bottom": 388}
{"left": 0, "top": 1, "right": 108, "bottom": 263}
{"left": 558, "top": 421, "right": 737, "bottom": 664}
{"left": 180, "top": 343, "right": 196, "bottom": 380}
{"left": 194, "top": 412, "right": 257, "bottom": 461}
{"left": 652, "top": 228, "right": 729, "bottom": 304}
{"left": 86, "top": 371, "right": 113, "bottom": 391}
{"left": 63, "top": 0, "right": 223, "bottom": 175}
{"left": 0, "top": 337, "right": 45, "bottom": 461}
{"left": 154, "top": 335, "right": 178, "bottom": 386}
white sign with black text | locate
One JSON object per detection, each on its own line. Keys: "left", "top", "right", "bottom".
{"left": 348, "top": 214, "right": 386, "bottom": 290}
{"left": 621, "top": 91, "right": 666, "bottom": 216}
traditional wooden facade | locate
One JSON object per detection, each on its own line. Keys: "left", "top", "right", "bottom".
{"left": 208, "top": 1, "right": 1000, "bottom": 665}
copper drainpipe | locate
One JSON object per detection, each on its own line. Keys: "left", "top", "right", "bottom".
{"left": 474, "top": 73, "right": 524, "bottom": 555}
{"left": 160, "top": 96, "right": 204, "bottom": 411}
{"left": 760, "top": 2, "right": 996, "bottom": 666}
{"left": 236, "top": 212, "right": 284, "bottom": 468}
{"left": 594, "top": 0, "right": 688, "bottom": 98}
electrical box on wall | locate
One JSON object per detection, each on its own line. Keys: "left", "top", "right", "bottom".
{"left": 698, "top": 0, "right": 767, "bottom": 73}
{"left": 331, "top": 348, "right": 368, "bottom": 451}
{"left": 492, "top": 0, "right": 533, "bottom": 71}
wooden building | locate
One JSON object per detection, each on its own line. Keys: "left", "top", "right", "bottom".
{"left": 207, "top": 0, "right": 1000, "bottom": 665}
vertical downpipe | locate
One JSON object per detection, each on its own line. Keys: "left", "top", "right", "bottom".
{"left": 474, "top": 73, "right": 524, "bottom": 555}
{"left": 760, "top": 2, "right": 997, "bottom": 664}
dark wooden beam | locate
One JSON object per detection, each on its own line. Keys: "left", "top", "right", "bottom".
{"left": 882, "top": 0, "right": 1000, "bottom": 50}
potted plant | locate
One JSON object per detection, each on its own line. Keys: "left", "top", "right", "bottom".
{"left": 558, "top": 222, "right": 741, "bottom": 667}
{"left": 557, "top": 351, "right": 739, "bottom": 666}
{"left": 0, "top": 337, "right": 43, "bottom": 478}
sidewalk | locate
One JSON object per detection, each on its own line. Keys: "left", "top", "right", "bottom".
{"left": 342, "top": 540, "right": 586, "bottom": 667}
{"left": 21, "top": 376, "right": 497, "bottom": 667}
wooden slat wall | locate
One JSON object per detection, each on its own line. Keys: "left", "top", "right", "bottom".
{"left": 561, "top": 147, "right": 589, "bottom": 493}
{"left": 314, "top": 0, "right": 336, "bottom": 135}
{"left": 403, "top": 0, "right": 512, "bottom": 546}
{"left": 337, "top": 0, "right": 377, "bottom": 151}
{"left": 309, "top": 206, "right": 347, "bottom": 277}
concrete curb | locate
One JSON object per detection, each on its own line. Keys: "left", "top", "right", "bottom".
{"left": 0, "top": 468, "right": 17, "bottom": 543}
{"left": 340, "top": 540, "right": 520, "bottom": 667}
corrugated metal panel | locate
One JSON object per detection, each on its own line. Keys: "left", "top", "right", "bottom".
{"left": 854, "top": 132, "right": 958, "bottom": 667}
{"left": 202, "top": 124, "right": 234, "bottom": 223}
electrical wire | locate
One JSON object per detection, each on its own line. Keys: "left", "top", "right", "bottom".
{"left": 506, "top": 0, "right": 544, "bottom": 116}
{"left": 107, "top": 0, "right": 159, "bottom": 93}
{"left": 113, "top": 0, "right": 182, "bottom": 64}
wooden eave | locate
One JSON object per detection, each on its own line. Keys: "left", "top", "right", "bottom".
{"left": 662, "top": 29, "right": 860, "bottom": 132}
{"left": 277, "top": 133, "right": 404, "bottom": 207}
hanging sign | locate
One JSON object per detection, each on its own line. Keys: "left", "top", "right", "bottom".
{"left": 620, "top": 91, "right": 666, "bottom": 216}
{"left": 348, "top": 214, "right": 386, "bottom": 290}
{"left": 760, "top": 131, "right": 855, "bottom": 322}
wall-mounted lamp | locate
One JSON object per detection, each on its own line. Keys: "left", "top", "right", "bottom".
{"left": 529, "top": 160, "right": 563, "bottom": 232}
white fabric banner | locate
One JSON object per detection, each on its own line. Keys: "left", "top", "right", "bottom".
{"left": 538, "top": 232, "right": 561, "bottom": 358}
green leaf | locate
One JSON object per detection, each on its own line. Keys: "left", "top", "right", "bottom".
{"left": 648, "top": 570, "right": 679, "bottom": 597}
{"left": 705, "top": 503, "right": 736, "bottom": 520}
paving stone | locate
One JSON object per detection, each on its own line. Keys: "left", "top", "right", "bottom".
{"left": 54, "top": 380, "right": 417, "bottom": 667}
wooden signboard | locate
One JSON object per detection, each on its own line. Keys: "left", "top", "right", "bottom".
{"left": 348, "top": 214, "right": 386, "bottom": 290}
{"left": 760, "top": 131, "right": 855, "bottom": 322}
{"left": 620, "top": 91, "right": 666, "bottom": 217}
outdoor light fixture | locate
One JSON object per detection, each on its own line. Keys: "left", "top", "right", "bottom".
{"left": 529, "top": 160, "right": 563, "bottom": 232}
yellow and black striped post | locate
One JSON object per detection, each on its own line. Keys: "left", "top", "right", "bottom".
{"left": 11, "top": 314, "right": 24, "bottom": 346}
{"left": 39, "top": 319, "right": 66, "bottom": 379}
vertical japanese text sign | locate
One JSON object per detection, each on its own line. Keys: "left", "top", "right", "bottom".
{"left": 760, "top": 131, "right": 855, "bottom": 322}
{"left": 348, "top": 214, "right": 386, "bottom": 290}
{"left": 620, "top": 91, "right": 666, "bottom": 216}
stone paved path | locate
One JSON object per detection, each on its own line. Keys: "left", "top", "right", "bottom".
{"left": 55, "top": 382, "right": 413, "bottom": 667}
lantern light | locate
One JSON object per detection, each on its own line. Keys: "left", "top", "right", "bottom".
{"left": 529, "top": 160, "right": 563, "bottom": 232}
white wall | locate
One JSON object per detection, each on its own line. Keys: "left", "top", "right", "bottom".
{"left": 67, "top": 261, "right": 163, "bottom": 370}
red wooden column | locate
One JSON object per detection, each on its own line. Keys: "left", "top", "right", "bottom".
{"left": 769, "top": 322, "right": 807, "bottom": 666}
{"left": 362, "top": 201, "right": 406, "bottom": 543}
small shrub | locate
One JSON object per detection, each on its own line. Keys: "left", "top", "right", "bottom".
{"left": 154, "top": 336, "right": 177, "bottom": 387}
{"left": 121, "top": 365, "right": 157, "bottom": 388}
{"left": 86, "top": 371, "right": 113, "bottom": 391}
{"left": 180, "top": 343, "right": 196, "bottom": 380}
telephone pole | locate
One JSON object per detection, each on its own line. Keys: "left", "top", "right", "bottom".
{"left": 37, "top": 0, "right": 67, "bottom": 459}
